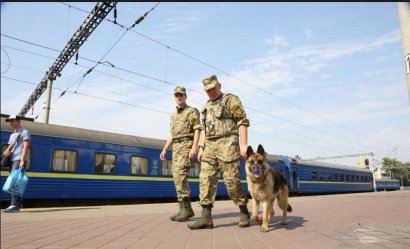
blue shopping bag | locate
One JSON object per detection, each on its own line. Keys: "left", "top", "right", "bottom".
{"left": 2, "top": 168, "right": 28, "bottom": 197}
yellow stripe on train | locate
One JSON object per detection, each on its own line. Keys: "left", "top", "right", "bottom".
{"left": 0, "top": 171, "right": 248, "bottom": 184}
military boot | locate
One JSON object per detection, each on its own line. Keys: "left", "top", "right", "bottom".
{"left": 175, "top": 198, "right": 195, "bottom": 222}
{"left": 239, "top": 205, "right": 250, "bottom": 228}
{"left": 187, "top": 205, "right": 214, "bottom": 230}
{"left": 169, "top": 202, "right": 182, "bottom": 221}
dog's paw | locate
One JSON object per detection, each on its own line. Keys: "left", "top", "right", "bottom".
{"left": 260, "top": 223, "right": 269, "bottom": 232}
{"left": 252, "top": 216, "right": 262, "bottom": 225}
{"left": 281, "top": 220, "right": 288, "bottom": 225}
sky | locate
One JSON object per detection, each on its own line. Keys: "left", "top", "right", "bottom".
{"left": 1, "top": 2, "right": 409, "bottom": 167}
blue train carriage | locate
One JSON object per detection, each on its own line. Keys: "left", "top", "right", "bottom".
{"left": 0, "top": 117, "right": 247, "bottom": 201}
{"left": 375, "top": 179, "right": 400, "bottom": 191}
{"left": 290, "top": 159, "right": 374, "bottom": 194}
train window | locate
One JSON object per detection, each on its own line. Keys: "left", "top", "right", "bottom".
{"left": 341, "top": 174, "right": 345, "bottom": 182}
{"left": 95, "top": 153, "right": 116, "bottom": 174}
{"left": 335, "top": 174, "right": 340, "bottom": 182}
{"left": 311, "top": 171, "right": 317, "bottom": 181}
{"left": 1, "top": 144, "right": 32, "bottom": 171}
{"left": 319, "top": 173, "right": 325, "bottom": 181}
{"left": 162, "top": 159, "right": 173, "bottom": 176}
{"left": 131, "top": 156, "right": 149, "bottom": 175}
{"left": 325, "top": 173, "right": 331, "bottom": 181}
{"left": 188, "top": 161, "right": 200, "bottom": 177}
{"left": 52, "top": 149, "right": 77, "bottom": 172}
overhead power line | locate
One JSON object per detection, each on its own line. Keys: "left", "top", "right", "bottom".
{"left": 74, "top": 2, "right": 160, "bottom": 92}
{"left": 18, "top": 2, "right": 117, "bottom": 117}
{"left": 2, "top": 76, "right": 170, "bottom": 115}
{"left": 57, "top": 2, "right": 395, "bottom": 151}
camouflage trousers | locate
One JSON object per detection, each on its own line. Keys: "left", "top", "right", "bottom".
{"left": 199, "top": 135, "right": 248, "bottom": 207}
{"left": 172, "top": 140, "right": 193, "bottom": 202}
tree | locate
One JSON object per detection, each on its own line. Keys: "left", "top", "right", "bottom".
{"left": 381, "top": 157, "right": 410, "bottom": 186}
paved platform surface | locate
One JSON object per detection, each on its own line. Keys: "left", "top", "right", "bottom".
{"left": 1, "top": 191, "right": 410, "bottom": 249}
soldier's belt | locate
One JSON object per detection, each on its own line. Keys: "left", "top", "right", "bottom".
{"left": 206, "top": 132, "right": 239, "bottom": 140}
{"left": 173, "top": 136, "right": 193, "bottom": 143}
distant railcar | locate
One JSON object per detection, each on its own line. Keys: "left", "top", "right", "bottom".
{"left": 375, "top": 179, "right": 400, "bottom": 191}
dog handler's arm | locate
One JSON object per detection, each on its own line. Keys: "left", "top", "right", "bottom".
{"left": 197, "top": 130, "right": 206, "bottom": 162}
{"left": 239, "top": 125, "right": 248, "bottom": 158}
{"left": 189, "top": 129, "right": 200, "bottom": 161}
{"left": 19, "top": 140, "right": 30, "bottom": 168}
{"left": 160, "top": 134, "right": 173, "bottom": 160}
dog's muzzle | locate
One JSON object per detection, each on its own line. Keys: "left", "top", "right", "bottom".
{"left": 250, "top": 164, "right": 263, "bottom": 178}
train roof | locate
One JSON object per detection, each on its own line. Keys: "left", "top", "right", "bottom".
{"left": 265, "top": 154, "right": 370, "bottom": 173}
{"left": 295, "top": 159, "right": 372, "bottom": 173}
{"left": 1, "top": 117, "right": 166, "bottom": 149}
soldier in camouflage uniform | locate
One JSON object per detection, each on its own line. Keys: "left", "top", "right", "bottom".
{"left": 160, "top": 86, "right": 201, "bottom": 222}
{"left": 188, "top": 75, "right": 251, "bottom": 230}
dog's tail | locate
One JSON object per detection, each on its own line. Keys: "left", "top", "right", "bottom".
{"left": 287, "top": 204, "right": 292, "bottom": 212}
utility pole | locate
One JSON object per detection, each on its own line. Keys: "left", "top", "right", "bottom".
{"left": 43, "top": 78, "right": 53, "bottom": 124}
{"left": 18, "top": 2, "right": 117, "bottom": 123}
{"left": 398, "top": 2, "right": 410, "bottom": 108}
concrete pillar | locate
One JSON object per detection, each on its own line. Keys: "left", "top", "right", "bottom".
{"left": 43, "top": 78, "right": 53, "bottom": 124}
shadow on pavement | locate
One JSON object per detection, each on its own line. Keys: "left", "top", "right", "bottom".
{"left": 211, "top": 211, "right": 307, "bottom": 230}
{"left": 24, "top": 207, "right": 101, "bottom": 213}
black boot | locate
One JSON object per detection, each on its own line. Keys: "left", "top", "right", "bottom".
{"left": 187, "top": 205, "right": 214, "bottom": 230}
{"left": 239, "top": 205, "right": 250, "bottom": 228}
{"left": 169, "top": 202, "right": 182, "bottom": 221}
{"left": 175, "top": 198, "right": 195, "bottom": 222}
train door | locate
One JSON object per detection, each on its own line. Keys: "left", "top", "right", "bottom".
{"left": 282, "top": 156, "right": 293, "bottom": 191}
{"left": 292, "top": 169, "right": 299, "bottom": 193}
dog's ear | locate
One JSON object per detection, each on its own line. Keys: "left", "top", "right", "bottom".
{"left": 257, "top": 144, "right": 266, "bottom": 155}
{"left": 246, "top": 146, "right": 254, "bottom": 158}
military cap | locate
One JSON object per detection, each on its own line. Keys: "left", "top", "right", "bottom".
{"left": 202, "top": 75, "right": 219, "bottom": 91}
{"left": 174, "top": 86, "right": 186, "bottom": 95}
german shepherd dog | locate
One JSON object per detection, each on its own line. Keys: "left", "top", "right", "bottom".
{"left": 245, "top": 145, "right": 292, "bottom": 232}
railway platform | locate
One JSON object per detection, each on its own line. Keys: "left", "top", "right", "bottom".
{"left": 1, "top": 190, "right": 410, "bottom": 249}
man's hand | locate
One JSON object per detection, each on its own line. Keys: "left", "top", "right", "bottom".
{"left": 197, "top": 148, "right": 203, "bottom": 162}
{"left": 189, "top": 147, "right": 197, "bottom": 161}
{"left": 240, "top": 144, "right": 248, "bottom": 158}
{"left": 19, "top": 160, "right": 25, "bottom": 168}
{"left": 160, "top": 150, "right": 167, "bottom": 161}
{"left": 3, "top": 149, "right": 11, "bottom": 157}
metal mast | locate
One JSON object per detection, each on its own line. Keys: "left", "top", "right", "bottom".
{"left": 18, "top": 2, "right": 117, "bottom": 123}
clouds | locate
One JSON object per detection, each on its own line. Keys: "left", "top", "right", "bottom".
{"left": 146, "top": 9, "right": 207, "bottom": 39}
{"left": 214, "top": 28, "right": 408, "bottom": 162}
{"left": 229, "top": 29, "right": 402, "bottom": 95}
{"left": 265, "top": 34, "right": 288, "bottom": 47}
